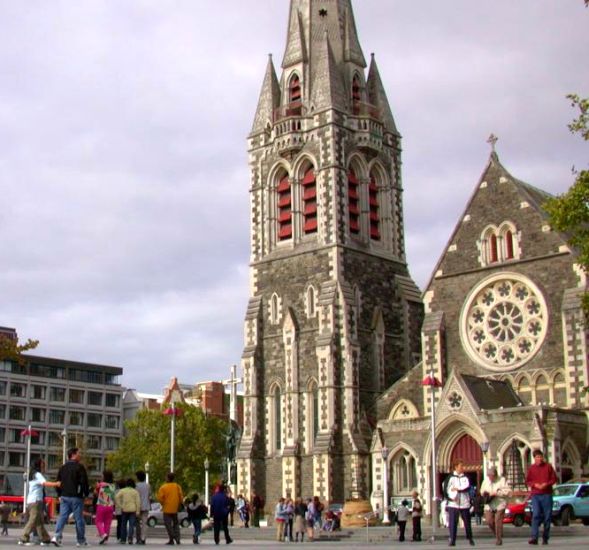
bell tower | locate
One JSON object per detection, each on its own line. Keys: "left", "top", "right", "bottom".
{"left": 237, "top": 0, "right": 423, "bottom": 504}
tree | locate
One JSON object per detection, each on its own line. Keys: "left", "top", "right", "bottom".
{"left": 0, "top": 333, "right": 39, "bottom": 363}
{"left": 544, "top": 94, "right": 589, "bottom": 316}
{"left": 106, "top": 404, "right": 229, "bottom": 495}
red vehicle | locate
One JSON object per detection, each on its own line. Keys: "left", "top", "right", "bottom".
{"left": 0, "top": 495, "right": 57, "bottom": 523}
{"left": 503, "top": 495, "right": 531, "bottom": 527}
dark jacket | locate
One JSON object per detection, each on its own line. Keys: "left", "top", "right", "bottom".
{"left": 210, "top": 492, "right": 230, "bottom": 520}
{"left": 57, "top": 460, "right": 90, "bottom": 498}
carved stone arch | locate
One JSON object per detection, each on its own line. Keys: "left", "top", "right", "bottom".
{"left": 286, "top": 70, "right": 302, "bottom": 105}
{"left": 388, "top": 399, "right": 419, "bottom": 420}
{"left": 561, "top": 438, "right": 582, "bottom": 481}
{"left": 266, "top": 378, "right": 284, "bottom": 455}
{"left": 269, "top": 292, "right": 282, "bottom": 325}
{"left": 497, "top": 435, "right": 533, "bottom": 489}
{"left": 347, "top": 152, "right": 369, "bottom": 179}
{"left": 268, "top": 160, "right": 292, "bottom": 188}
{"left": 292, "top": 153, "right": 319, "bottom": 180}
{"left": 367, "top": 159, "right": 389, "bottom": 186}
{"left": 305, "top": 284, "right": 318, "bottom": 318}
{"left": 534, "top": 371, "right": 550, "bottom": 405}
{"left": 304, "top": 377, "right": 320, "bottom": 452}
{"left": 387, "top": 442, "right": 420, "bottom": 496}
{"left": 435, "top": 415, "right": 485, "bottom": 472}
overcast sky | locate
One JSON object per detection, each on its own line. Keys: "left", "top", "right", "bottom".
{"left": 1, "top": 1, "right": 587, "bottom": 394}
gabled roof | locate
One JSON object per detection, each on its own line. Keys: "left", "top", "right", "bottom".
{"left": 461, "top": 374, "right": 522, "bottom": 410}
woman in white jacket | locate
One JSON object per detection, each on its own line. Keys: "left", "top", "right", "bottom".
{"left": 445, "top": 459, "right": 475, "bottom": 547}
{"left": 480, "top": 467, "right": 512, "bottom": 546}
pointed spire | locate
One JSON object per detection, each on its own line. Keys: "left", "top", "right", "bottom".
{"left": 251, "top": 54, "right": 281, "bottom": 135}
{"left": 282, "top": 2, "right": 307, "bottom": 68}
{"left": 343, "top": 3, "right": 366, "bottom": 67}
{"left": 366, "top": 54, "right": 398, "bottom": 133}
{"left": 310, "top": 31, "right": 348, "bottom": 112}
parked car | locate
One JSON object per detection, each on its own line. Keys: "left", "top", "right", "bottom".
{"left": 147, "top": 509, "right": 190, "bottom": 528}
{"left": 503, "top": 495, "right": 531, "bottom": 527}
{"left": 524, "top": 482, "right": 589, "bottom": 526}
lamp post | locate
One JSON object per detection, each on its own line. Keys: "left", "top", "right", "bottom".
{"left": 421, "top": 371, "right": 442, "bottom": 542}
{"left": 381, "top": 445, "right": 390, "bottom": 524}
{"left": 145, "top": 461, "right": 150, "bottom": 486}
{"left": 163, "top": 404, "right": 182, "bottom": 473}
{"left": 21, "top": 426, "right": 39, "bottom": 513}
{"left": 61, "top": 427, "right": 68, "bottom": 464}
{"left": 480, "top": 441, "right": 490, "bottom": 478}
{"left": 204, "top": 457, "right": 210, "bottom": 508}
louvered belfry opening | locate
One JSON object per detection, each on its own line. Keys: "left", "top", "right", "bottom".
{"left": 348, "top": 169, "right": 360, "bottom": 235}
{"left": 302, "top": 167, "right": 317, "bottom": 234}
{"left": 369, "top": 174, "right": 380, "bottom": 240}
{"left": 277, "top": 174, "right": 292, "bottom": 240}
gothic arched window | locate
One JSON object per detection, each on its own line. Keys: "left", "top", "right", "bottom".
{"left": 517, "top": 376, "right": 532, "bottom": 405}
{"left": 270, "top": 293, "right": 280, "bottom": 325}
{"left": 368, "top": 173, "right": 380, "bottom": 240}
{"left": 306, "top": 286, "right": 317, "bottom": 318}
{"left": 480, "top": 223, "right": 520, "bottom": 266}
{"left": 277, "top": 174, "right": 292, "bottom": 241}
{"left": 302, "top": 167, "right": 318, "bottom": 234}
{"left": 553, "top": 372, "right": 567, "bottom": 405}
{"left": 288, "top": 74, "right": 302, "bottom": 116}
{"left": 535, "top": 374, "right": 550, "bottom": 405}
{"left": 348, "top": 168, "right": 360, "bottom": 235}
{"left": 274, "top": 385, "right": 282, "bottom": 451}
{"left": 352, "top": 74, "right": 361, "bottom": 115}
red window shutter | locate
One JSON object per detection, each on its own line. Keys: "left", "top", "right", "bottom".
{"left": 505, "top": 231, "right": 514, "bottom": 259}
{"left": 302, "top": 168, "right": 318, "bottom": 235}
{"left": 369, "top": 176, "right": 380, "bottom": 240}
{"left": 304, "top": 218, "right": 318, "bottom": 232}
{"left": 278, "top": 194, "right": 292, "bottom": 207}
{"left": 490, "top": 234, "right": 498, "bottom": 262}
{"left": 277, "top": 177, "right": 290, "bottom": 192}
{"left": 279, "top": 225, "right": 292, "bottom": 239}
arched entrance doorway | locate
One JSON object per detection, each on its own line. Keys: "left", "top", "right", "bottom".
{"left": 438, "top": 432, "right": 484, "bottom": 494}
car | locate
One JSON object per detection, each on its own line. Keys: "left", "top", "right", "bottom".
{"left": 551, "top": 482, "right": 589, "bottom": 526}
{"left": 503, "top": 495, "right": 531, "bottom": 527}
{"left": 147, "top": 509, "right": 190, "bottom": 528}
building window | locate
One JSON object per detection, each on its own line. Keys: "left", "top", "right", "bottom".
{"left": 553, "top": 372, "right": 567, "bottom": 404}
{"left": 47, "top": 454, "right": 60, "bottom": 469}
{"left": 105, "top": 394, "right": 120, "bottom": 408}
{"left": 302, "top": 167, "right": 318, "bottom": 234}
{"left": 105, "top": 416, "right": 120, "bottom": 430}
{"left": 480, "top": 223, "right": 520, "bottom": 266}
{"left": 48, "top": 432, "right": 62, "bottom": 446}
{"left": 0, "top": 427, "right": 5, "bottom": 443}
{"left": 69, "top": 389, "right": 85, "bottom": 404}
{"left": 502, "top": 440, "right": 531, "bottom": 492}
{"left": 369, "top": 174, "right": 380, "bottom": 240}
{"left": 274, "top": 386, "right": 282, "bottom": 451}
{"left": 105, "top": 437, "right": 119, "bottom": 451}
{"left": 49, "top": 409, "right": 65, "bottom": 425}
{"left": 306, "top": 286, "right": 317, "bottom": 318}
{"left": 31, "top": 408, "right": 46, "bottom": 422}
{"left": 87, "top": 413, "right": 102, "bottom": 428}
{"left": 9, "top": 452, "right": 24, "bottom": 467}
{"left": 88, "top": 392, "right": 103, "bottom": 406}
{"left": 9, "top": 382, "right": 26, "bottom": 398}
{"left": 392, "top": 450, "right": 417, "bottom": 494}
{"left": 287, "top": 74, "right": 302, "bottom": 116}
{"left": 69, "top": 412, "right": 84, "bottom": 426}
{"left": 348, "top": 169, "right": 360, "bottom": 235}
{"left": 50, "top": 387, "right": 66, "bottom": 402}
{"left": 0, "top": 404, "right": 5, "bottom": 419}
{"left": 535, "top": 374, "right": 550, "bottom": 405}
{"left": 517, "top": 377, "right": 532, "bottom": 405}
{"left": 31, "top": 385, "right": 46, "bottom": 400}
{"left": 86, "top": 435, "right": 101, "bottom": 450}
{"left": 270, "top": 293, "right": 281, "bottom": 325}
{"left": 9, "top": 429, "right": 22, "bottom": 443}
{"left": 30, "top": 363, "right": 66, "bottom": 379}
{"left": 352, "top": 74, "right": 361, "bottom": 115}
{"left": 9, "top": 405, "right": 25, "bottom": 421}
{"left": 0, "top": 380, "right": 6, "bottom": 395}
{"left": 277, "top": 174, "right": 292, "bottom": 241}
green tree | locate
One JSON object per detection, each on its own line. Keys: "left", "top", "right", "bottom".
{"left": 544, "top": 94, "right": 589, "bottom": 315}
{"left": 0, "top": 333, "right": 39, "bottom": 363}
{"left": 106, "top": 405, "right": 229, "bottom": 495}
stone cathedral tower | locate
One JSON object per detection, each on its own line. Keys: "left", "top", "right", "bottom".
{"left": 237, "top": 0, "right": 423, "bottom": 504}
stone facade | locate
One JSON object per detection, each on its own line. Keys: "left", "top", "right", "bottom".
{"left": 372, "top": 153, "right": 589, "bottom": 515}
{"left": 237, "top": 0, "right": 423, "bottom": 505}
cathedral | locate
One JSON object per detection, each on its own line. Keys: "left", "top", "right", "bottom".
{"left": 236, "top": 0, "right": 589, "bottom": 512}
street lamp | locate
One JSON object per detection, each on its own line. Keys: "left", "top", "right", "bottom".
{"left": 21, "top": 425, "right": 39, "bottom": 513}
{"left": 145, "top": 461, "right": 150, "bottom": 486}
{"left": 163, "top": 404, "right": 182, "bottom": 472}
{"left": 381, "top": 445, "right": 390, "bottom": 524}
{"left": 61, "top": 427, "right": 68, "bottom": 464}
{"left": 480, "top": 441, "right": 490, "bottom": 478}
{"left": 421, "top": 371, "right": 442, "bottom": 542}
{"left": 204, "top": 457, "right": 210, "bottom": 508}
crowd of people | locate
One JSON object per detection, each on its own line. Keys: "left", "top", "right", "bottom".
{"left": 273, "top": 495, "right": 339, "bottom": 543}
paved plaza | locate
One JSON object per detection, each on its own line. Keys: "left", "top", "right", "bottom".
{"left": 1, "top": 524, "right": 588, "bottom": 549}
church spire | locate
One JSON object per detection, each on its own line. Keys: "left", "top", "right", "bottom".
{"left": 366, "top": 53, "right": 398, "bottom": 134}
{"left": 310, "top": 31, "right": 348, "bottom": 112}
{"left": 251, "top": 54, "right": 281, "bottom": 134}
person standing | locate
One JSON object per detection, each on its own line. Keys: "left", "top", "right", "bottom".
{"left": 157, "top": 472, "right": 184, "bottom": 545}
{"left": 134, "top": 471, "right": 150, "bottom": 545}
{"left": 187, "top": 493, "right": 207, "bottom": 545}
{"left": 115, "top": 479, "right": 141, "bottom": 545}
{"left": 94, "top": 470, "right": 116, "bottom": 545}
{"left": 210, "top": 484, "right": 233, "bottom": 545}
{"left": 411, "top": 490, "right": 422, "bottom": 542}
{"left": 19, "top": 459, "right": 60, "bottom": 546}
{"left": 51, "top": 447, "right": 90, "bottom": 547}
{"left": 227, "top": 493, "right": 235, "bottom": 527}
{"left": 251, "top": 492, "right": 263, "bottom": 528}
{"left": 293, "top": 498, "right": 306, "bottom": 543}
{"left": 274, "top": 497, "right": 286, "bottom": 542}
{"left": 525, "top": 449, "right": 557, "bottom": 546}
{"left": 480, "top": 466, "right": 512, "bottom": 546}
{"left": 396, "top": 500, "right": 410, "bottom": 542}
{"left": 445, "top": 458, "right": 475, "bottom": 547}
{"left": 0, "top": 501, "right": 9, "bottom": 536}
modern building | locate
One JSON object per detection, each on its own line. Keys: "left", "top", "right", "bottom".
{"left": 0, "top": 328, "right": 124, "bottom": 495}
{"left": 237, "top": 0, "right": 423, "bottom": 504}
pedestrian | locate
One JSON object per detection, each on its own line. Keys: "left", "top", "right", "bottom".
{"left": 305, "top": 498, "right": 315, "bottom": 542}
{"left": 251, "top": 492, "right": 264, "bottom": 528}
{"left": 396, "top": 499, "right": 410, "bottom": 542}
{"left": 94, "top": 470, "right": 116, "bottom": 545}
{"left": 480, "top": 466, "right": 512, "bottom": 546}
{"left": 50, "top": 447, "right": 90, "bottom": 547}
{"left": 445, "top": 458, "right": 475, "bottom": 547}
{"left": 274, "top": 497, "right": 286, "bottom": 542}
{"left": 236, "top": 494, "right": 249, "bottom": 528}
{"left": 186, "top": 493, "right": 207, "bottom": 544}
{"left": 157, "top": 472, "right": 184, "bottom": 545}
{"left": 293, "top": 498, "right": 306, "bottom": 543}
{"left": 115, "top": 478, "right": 141, "bottom": 545}
{"left": 284, "top": 497, "right": 294, "bottom": 541}
{"left": 114, "top": 479, "right": 126, "bottom": 543}
{"left": 227, "top": 492, "right": 235, "bottom": 527}
{"left": 525, "top": 449, "right": 557, "bottom": 546}
{"left": 18, "top": 459, "right": 60, "bottom": 546}
{"left": 411, "top": 490, "right": 422, "bottom": 541}
{"left": 0, "top": 501, "right": 9, "bottom": 536}
{"left": 312, "top": 496, "right": 323, "bottom": 531}
{"left": 210, "top": 483, "right": 233, "bottom": 545}
{"left": 134, "top": 471, "right": 150, "bottom": 545}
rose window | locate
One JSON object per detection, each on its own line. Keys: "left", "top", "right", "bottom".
{"left": 461, "top": 275, "right": 547, "bottom": 370}
{"left": 447, "top": 391, "right": 463, "bottom": 410}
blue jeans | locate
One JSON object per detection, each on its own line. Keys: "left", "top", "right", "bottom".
{"left": 531, "top": 493, "right": 553, "bottom": 541}
{"left": 120, "top": 512, "right": 137, "bottom": 542}
{"left": 55, "top": 496, "right": 86, "bottom": 543}
{"left": 191, "top": 518, "right": 202, "bottom": 540}
{"left": 447, "top": 507, "right": 473, "bottom": 544}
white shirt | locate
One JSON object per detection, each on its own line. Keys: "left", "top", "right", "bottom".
{"left": 446, "top": 471, "right": 471, "bottom": 509}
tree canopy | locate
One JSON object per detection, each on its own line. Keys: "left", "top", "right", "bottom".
{"left": 0, "top": 333, "right": 39, "bottom": 363}
{"left": 106, "top": 404, "right": 230, "bottom": 496}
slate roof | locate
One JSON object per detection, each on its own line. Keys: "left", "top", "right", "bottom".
{"left": 461, "top": 374, "right": 523, "bottom": 410}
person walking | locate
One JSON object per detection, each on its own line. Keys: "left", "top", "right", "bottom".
{"left": 51, "top": 447, "right": 90, "bottom": 547}
{"left": 157, "top": 472, "right": 184, "bottom": 545}
{"left": 186, "top": 493, "right": 207, "bottom": 544}
{"left": 411, "top": 490, "right": 422, "bottom": 542}
{"left": 134, "top": 471, "right": 150, "bottom": 545}
{"left": 115, "top": 479, "right": 141, "bottom": 545}
{"left": 274, "top": 497, "right": 286, "bottom": 542}
{"left": 480, "top": 466, "right": 512, "bottom": 546}
{"left": 305, "top": 498, "right": 315, "bottom": 542}
{"left": 0, "top": 501, "right": 9, "bottom": 536}
{"left": 446, "top": 458, "right": 475, "bottom": 547}
{"left": 94, "top": 470, "right": 116, "bottom": 545}
{"left": 396, "top": 500, "right": 410, "bottom": 542}
{"left": 18, "top": 459, "right": 60, "bottom": 546}
{"left": 114, "top": 479, "right": 126, "bottom": 543}
{"left": 251, "top": 492, "right": 263, "bottom": 528}
{"left": 210, "top": 483, "right": 233, "bottom": 545}
{"left": 293, "top": 498, "right": 307, "bottom": 543}
{"left": 526, "top": 449, "right": 557, "bottom": 546}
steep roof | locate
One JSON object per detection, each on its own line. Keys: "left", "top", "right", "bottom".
{"left": 461, "top": 374, "right": 522, "bottom": 410}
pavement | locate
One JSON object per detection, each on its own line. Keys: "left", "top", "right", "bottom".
{"left": 1, "top": 524, "right": 588, "bottom": 549}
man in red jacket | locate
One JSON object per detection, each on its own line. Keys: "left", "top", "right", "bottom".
{"left": 525, "top": 449, "right": 557, "bottom": 545}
